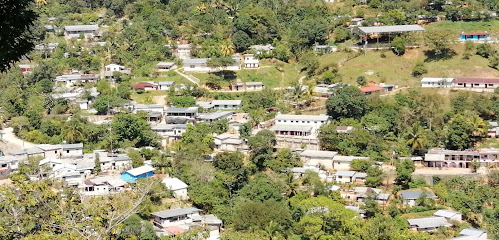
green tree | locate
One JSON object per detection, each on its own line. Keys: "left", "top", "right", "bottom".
{"left": 0, "top": 0, "right": 38, "bottom": 72}
{"left": 405, "top": 123, "right": 429, "bottom": 154}
{"left": 361, "top": 195, "right": 381, "bottom": 218}
{"left": 463, "top": 41, "right": 475, "bottom": 59}
{"left": 248, "top": 130, "right": 276, "bottom": 170}
{"left": 356, "top": 76, "right": 367, "bottom": 86}
{"left": 350, "top": 159, "right": 373, "bottom": 172}
{"left": 445, "top": 114, "right": 486, "bottom": 150}
{"left": 112, "top": 113, "right": 159, "bottom": 148}
{"left": 334, "top": 27, "right": 351, "bottom": 42}
{"left": 395, "top": 160, "right": 415, "bottom": 189}
{"left": 412, "top": 61, "right": 428, "bottom": 77}
{"left": 265, "top": 148, "right": 302, "bottom": 172}
{"left": 425, "top": 30, "right": 454, "bottom": 58}
{"left": 476, "top": 44, "right": 494, "bottom": 58}
{"left": 366, "top": 166, "right": 384, "bottom": 187}
{"left": 391, "top": 37, "right": 406, "bottom": 56}
{"left": 170, "top": 96, "right": 196, "bottom": 107}
{"left": 232, "top": 30, "right": 251, "bottom": 52}
{"left": 93, "top": 154, "right": 101, "bottom": 174}
{"left": 128, "top": 149, "right": 144, "bottom": 168}
{"left": 326, "top": 85, "right": 368, "bottom": 120}
{"left": 299, "top": 52, "right": 319, "bottom": 76}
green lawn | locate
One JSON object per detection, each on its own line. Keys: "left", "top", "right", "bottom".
{"left": 317, "top": 44, "right": 497, "bottom": 88}
{"left": 192, "top": 59, "right": 304, "bottom": 89}
{"left": 425, "top": 20, "right": 499, "bottom": 35}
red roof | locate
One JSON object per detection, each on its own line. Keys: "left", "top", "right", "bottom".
{"left": 460, "top": 32, "right": 490, "bottom": 36}
{"left": 133, "top": 82, "right": 157, "bottom": 90}
{"left": 164, "top": 226, "right": 186, "bottom": 235}
{"left": 454, "top": 78, "right": 499, "bottom": 84}
{"left": 360, "top": 86, "right": 385, "bottom": 93}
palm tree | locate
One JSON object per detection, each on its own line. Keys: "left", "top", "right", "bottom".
{"left": 220, "top": 40, "right": 235, "bottom": 56}
{"left": 469, "top": 115, "right": 487, "bottom": 138}
{"left": 35, "top": 0, "right": 47, "bottom": 5}
{"left": 405, "top": 123, "right": 428, "bottom": 154}
{"left": 63, "top": 119, "right": 84, "bottom": 143}
{"left": 196, "top": 3, "right": 207, "bottom": 14}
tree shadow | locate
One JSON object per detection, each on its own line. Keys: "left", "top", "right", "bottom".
{"left": 424, "top": 49, "right": 457, "bottom": 62}
{"left": 211, "top": 71, "right": 237, "bottom": 82}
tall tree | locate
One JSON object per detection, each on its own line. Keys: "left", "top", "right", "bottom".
{"left": 326, "top": 85, "right": 369, "bottom": 120}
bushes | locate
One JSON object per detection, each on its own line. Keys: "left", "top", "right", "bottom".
{"left": 412, "top": 62, "right": 427, "bottom": 77}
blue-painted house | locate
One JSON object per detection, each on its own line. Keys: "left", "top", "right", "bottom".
{"left": 121, "top": 165, "right": 155, "bottom": 182}
{"left": 460, "top": 32, "right": 491, "bottom": 41}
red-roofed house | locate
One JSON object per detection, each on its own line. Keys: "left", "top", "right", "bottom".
{"left": 133, "top": 82, "right": 158, "bottom": 91}
{"left": 453, "top": 78, "right": 499, "bottom": 90}
{"left": 359, "top": 86, "right": 385, "bottom": 95}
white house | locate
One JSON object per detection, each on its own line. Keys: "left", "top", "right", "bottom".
{"left": 332, "top": 155, "right": 369, "bottom": 170}
{"left": 451, "top": 229, "right": 489, "bottom": 240}
{"left": 162, "top": 177, "right": 189, "bottom": 200}
{"left": 64, "top": 25, "right": 99, "bottom": 39}
{"left": 249, "top": 44, "right": 274, "bottom": 54}
{"left": 167, "top": 44, "right": 192, "bottom": 60}
{"left": 82, "top": 175, "right": 128, "bottom": 196}
{"left": 433, "top": 209, "right": 463, "bottom": 222}
{"left": 75, "top": 99, "right": 89, "bottom": 110}
{"left": 133, "top": 104, "right": 165, "bottom": 114}
{"left": 152, "top": 207, "right": 202, "bottom": 228}
{"left": 333, "top": 171, "right": 365, "bottom": 183}
{"left": 104, "top": 64, "right": 131, "bottom": 78}
{"left": 407, "top": 217, "right": 452, "bottom": 232}
{"left": 211, "top": 100, "right": 242, "bottom": 110}
{"left": 274, "top": 113, "right": 329, "bottom": 134}
{"left": 99, "top": 153, "right": 132, "bottom": 171}
{"left": 243, "top": 54, "right": 259, "bottom": 68}
{"left": 300, "top": 150, "right": 338, "bottom": 169}
{"left": 19, "top": 64, "right": 37, "bottom": 74}
{"left": 245, "top": 82, "right": 265, "bottom": 91}
{"left": 214, "top": 133, "right": 245, "bottom": 152}
{"left": 421, "top": 77, "right": 454, "bottom": 88}
{"left": 158, "top": 81, "right": 175, "bottom": 90}
{"left": 151, "top": 124, "right": 187, "bottom": 145}
{"left": 197, "top": 111, "right": 234, "bottom": 123}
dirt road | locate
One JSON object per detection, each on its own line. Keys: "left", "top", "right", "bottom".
{"left": 0, "top": 127, "right": 34, "bottom": 154}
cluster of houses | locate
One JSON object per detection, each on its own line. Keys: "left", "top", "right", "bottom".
{"left": 421, "top": 77, "right": 499, "bottom": 92}
{"left": 151, "top": 207, "right": 222, "bottom": 238}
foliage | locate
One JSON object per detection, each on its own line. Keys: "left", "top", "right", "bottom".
{"left": 326, "top": 85, "right": 369, "bottom": 120}
{"left": 391, "top": 37, "right": 406, "bottom": 56}
{"left": 411, "top": 62, "right": 428, "bottom": 77}
{"left": 395, "top": 160, "right": 415, "bottom": 189}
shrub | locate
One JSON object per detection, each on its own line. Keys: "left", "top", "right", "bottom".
{"left": 412, "top": 62, "right": 427, "bottom": 77}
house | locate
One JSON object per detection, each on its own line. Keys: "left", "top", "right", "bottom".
{"left": 214, "top": 133, "right": 245, "bottom": 152}
{"left": 82, "top": 175, "right": 128, "bottom": 196}
{"left": 243, "top": 54, "right": 259, "bottom": 68}
{"left": 453, "top": 78, "right": 499, "bottom": 91}
{"left": 359, "top": 86, "right": 385, "bottom": 95}
{"left": 332, "top": 156, "right": 369, "bottom": 170}
{"left": 165, "top": 107, "right": 198, "bottom": 120}
{"left": 162, "top": 177, "right": 189, "bottom": 200}
{"left": 151, "top": 124, "right": 187, "bottom": 144}
{"left": 104, "top": 64, "right": 131, "bottom": 78}
{"left": 274, "top": 113, "right": 329, "bottom": 133}
{"left": 197, "top": 111, "right": 234, "bottom": 123}
{"left": 183, "top": 56, "right": 241, "bottom": 72}
{"left": 19, "top": 64, "right": 37, "bottom": 74}
{"left": 333, "top": 171, "right": 365, "bottom": 183}
{"left": 158, "top": 81, "right": 175, "bottom": 90}
{"left": 249, "top": 44, "right": 274, "bottom": 54}
{"left": 460, "top": 32, "right": 491, "bottom": 41}
{"left": 336, "top": 126, "right": 354, "bottom": 134}
{"left": 421, "top": 77, "right": 454, "bottom": 88}
{"left": 229, "top": 81, "right": 265, "bottom": 91}
{"left": 75, "top": 99, "right": 89, "bottom": 110}
{"left": 34, "top": 42, "right": 59, "bottom": 53}
{"left": 211, "top": 100, "right": 242, "bottom": 110}
{"left": 289, "top": 165, "right": 331, "bottom": 181}
{"left": 400, "top": 190, "right": 437, "bottom": 206}
{"left": 300, "top": 150, "right": 338, "bottom": 169}
{"left": 9, "top": 147, "right": 46, "bottom": 159}
{"left": 313, "top": 84, "right": 341, "bottom": 97}
{"left": 60, "top": 143, "right": 84, "bottom": 159}
{"left": 121, "top": 165, "right": 155, "bottom": 182}
{"left": 99, "top": 153, "right": 132, "bottom": 170}
{"left": 433, "top": 209, "right": 463, "bottom": 222}
{"left": 451, "top": 229, "right": 489, "bottom": 240}
{"left": 54, "top": 74, "right": 99, "bottom": 86}
{"left": 345, "top": 205, "right": 366, "bottom": 219}
{"left": 133, "top": 104, "right": 165, "bottom": 114}
{"left": 487, "top": 122, "right": 499, "bottom": 138}
{"left": 313, "top": 45, "right": 338, "bottom": 54}
{"left": 156, "top": 62, "right": 177, "bottom": 72}
{"left": 346, "top": 187, "right": 390, "bottom": 204}
{"left": 424, "top": 148, "right": 499, "bottom": 168}
{"left": 64, "top": 24, "right": 99, "bottom": 39}
{"left": 350, "top": 17, "right": 364, "bottom": 26}
{"left": 166, "top": 43, "right": 192, "bottom": 60}
{"left": 133, "top": 82, "right": 158, "bottom": 91}
{"left": 152, "top": 207, "right": 202, "bottom": 228}
{"left": 407, "top": 217, "right": 452, "bottom": 232}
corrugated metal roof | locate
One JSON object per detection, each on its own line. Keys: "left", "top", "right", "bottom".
{"left": 152, "top": 207, "right": 200, "bottom": 219}
{"left": 407, "top": 217, "right": 452, "bottom": 229}
{"left": 358, "top": 24, "right": 425, "bottom": 34}
{"left": 64, "top": 24, "right": 99, "bottom": 31}
{"left": 400, "top": 190, "right": 437, "bottom": 200}
{"left": 125, "top": 165, "right": 155, "bottom": 176}
{"left": 459, "top": 228, "right": 487, "bottom": 237}
{"left": 301, "top": 150, "right": 338, "bottom": 158}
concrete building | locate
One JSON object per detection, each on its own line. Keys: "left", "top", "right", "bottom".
{"left": 64, "top": 25, "right": 99, "bottom": 39}
{"left": 162, "top": 177, "right": 189, "bottom": 200}
{"left": 424, "top": 148, "right": 499, "bottom": 168}
{"left": 400, "top": 190, "right": 437, "bottom": 206}
{"left": 408, "top": 217, "right": 452, "bottom": 232}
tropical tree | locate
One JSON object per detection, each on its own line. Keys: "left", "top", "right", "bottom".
{"left": 405, "top": 123, "right": 429, "bottom": 154}
{"left": 220, "top": 40, "right": 235, "bottom": 56}
{"left": 63, "top": 119, "right": 84, "bottom": 143}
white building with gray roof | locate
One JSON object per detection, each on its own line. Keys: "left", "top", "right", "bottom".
{"left": 64, "top": 24, "right": 99, "bottom": 39}
{"left": 407, "top": 217, "right": 452, "bottom": 232}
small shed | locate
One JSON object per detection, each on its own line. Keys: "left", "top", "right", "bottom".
{"left": 121, "top": 165, "right": 155, "bottom": 182}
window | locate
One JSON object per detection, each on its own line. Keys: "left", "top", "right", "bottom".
{"left": 302, "top": 121, "right": 305, "bottom": 123}
{"left": 190, "top": 65, "right": 195, "bottom": 68}
{"left": 278, "top": 120, "right": 282, "bottom": 122}
{"left": 307, "top": 121, "right": 310, "bottom": 123}
{"left": 67, "top": 150, "right": 70, "bottom": 153}
{"left": 475, "top": 84, "right": 479, "bottom": 86}
{"left": 489, "top": 84, "right": 494, "bottom": 87}
{"left": 314, "top": 121, "right": 317, "bottom": 123}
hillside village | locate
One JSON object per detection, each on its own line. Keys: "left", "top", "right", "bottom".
{"left": 0, "top": 0, "right": 498, "bottom": 239}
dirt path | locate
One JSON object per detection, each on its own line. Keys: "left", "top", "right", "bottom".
{"left": 0, "top": 127, "right": 35, "bottom": 154}
{"left": 153, "top": 95, "right": 167, "bottom": 105}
